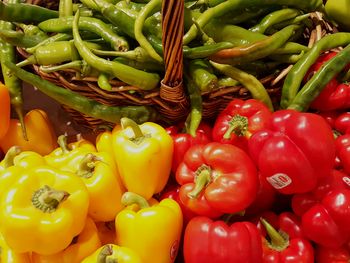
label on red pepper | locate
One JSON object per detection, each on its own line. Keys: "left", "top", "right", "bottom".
{"left": 170, "top": 240, "right": 179, "bottom": 260}
{"left": 267, "top": 173, "right": 292, "bottom": 189}
{"left": 342, "top": 176, "right": 350, "bottom": 187}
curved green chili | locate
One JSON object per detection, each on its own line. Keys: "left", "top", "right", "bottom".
{"left": 249, "top": 8, "right": 301, "bottom": 33}
{"left": 0, "top": 29, "right": 48, "bottom": 48}
{"left": 0, "top": 2, "right": 58, "bottom": 23}
{"left": 288, "top": 44, "right": 350, "bottom": 112}
{"left": 38, "top": 16, "right": 129, "bottom": 51}
{"left": 25, "top": 33, "right": 73, "bottom": 54}
{"left": 210, "top": 61, "right": 274, "bottom": 111}
{"left": 91, "top": 46, "right": 156, "bottom": 63}
{"left": 280, "top": 32, "right": 350, "bottom": 109}
{"left": 188, "top": 59, "right": 218, "bottom": 92}
{"left": 113, "top": 57, "right": 164, "bottom": 72}
{"left": 269, "top": 51, "right": 305, "bottom": 64}
{"left": 134, "top": 0, "right": 162, "bottom": 62}
{"left": 39, "top": 60, "right": 97, "bottom": 77}
{"left": 73, "top": 10, "right": 160, "bottom": 90}
{"left": 183, "top": 42, "right": 234, "bottom": 59}
{"left": 210, "top": 24, "right": 300, "bottom": 65}
{"left": 97, "top": 73, "right": 112, "bottom": 91}
{"left": 3, "top": 60, "right": 158, "bottom": 124}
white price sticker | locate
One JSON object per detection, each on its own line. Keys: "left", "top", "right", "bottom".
{"left": 342, "top": 176, "right": 350, "bottom": 187}
{"left": 267, "top": 173, "right": 292, "bottom": 189}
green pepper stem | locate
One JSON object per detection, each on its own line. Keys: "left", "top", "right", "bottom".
{"left": 77, "top": 153, "right": 101, "bottom": 178}
{"left": 57, "top": 135, "right": 70, "bottom": 154}
{"left": 2, "top": 146, "right": 21, "bottom": 168}
{"left": 121, "top": 192, "right": 149, "bottom": 209}
{"left": 188, "top": 165, "right": 212, "bottom": 199}
{"left": 260, "top": 218, "right": 289, "bottom": 251}
{"left": 32, "top": 185, "right": 70, "bottom": 213}
{"left": 97, "top": 244, "right": 114, "bottom": 263}
{"left": 121, "top": 117, "right": 144, "bottom": 139}
{"left": 223, "top": 115, "right": 249, "bottom": 139}
{"left": 16, "top": 55, "right": 37, "bottom": 67}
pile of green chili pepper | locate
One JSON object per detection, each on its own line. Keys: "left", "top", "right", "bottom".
{"left": 1, "top": 0, "right": 342, "bottom": 127}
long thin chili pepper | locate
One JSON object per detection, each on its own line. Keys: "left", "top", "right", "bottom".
{"left": 38, "top": 16, "right": 129, "bottom": 51}
{"left": 183, "top": 42, "right": 234, "bottom": 59}
{"left": 3, "top": 60, "right": 158, "bottom": 124}
{"left": 0, "top": 1, "right": 58, "bottom": 23}
{"left": 134, "top": 0, "right": 162, "bottom": 62}
{"left": 209, "top": 24, "right": 300, "bottom": 65}
{"left": 183, "top": 0, "right": 322, "bottom": 45}
{"left": 59, "top": 0, "right": 73, "bottom": 17}
{"left": 39, "top": 60, "right": 96, "bottom": 77}
{"left": 25, "top": 33, "right": 72, "bottom": 54}
{"left": 72, "top": 9, "right": 160, "bottom": 90}
{"left": 288, "top": 44, "right": 350, "bottom": 112}
{"left": 280, "top": 32, "right": 350, "bottom": 109}
{"left": 188, "top": 59, "right": 218, "bottom": 92}
{"left": 0, "top": 29, "right": 49, "bottom": 48}
{"left": 91, "top": 46, "right": 155, "bottom": 63}
{"left": 210, "top": 61, "right": 274, "bottom": 111}
{"left": 113, "top": 57, "right": 164, "bottom": 72}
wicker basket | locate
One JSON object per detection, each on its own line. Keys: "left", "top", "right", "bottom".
{"left": 19, "top": 0, "right": 335, "bottom": 130}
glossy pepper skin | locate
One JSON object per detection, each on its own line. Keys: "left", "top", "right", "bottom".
{"left": 183, "top": 216, "right": 263, "bottom": 263}
{"left": 335, "top": 134, "right": 350, "bottom": 175}
{"left": 315, "top": 244, "right": 350, "bottom": 263}
{"left": 115, "top": 192, "right": 183, "bottom": 263}
{"left": 95, "top": 124, "right": 121, "bottom": 160}
{"left": 32, "top": 217, "right": 101, "bottom": 263}
{"left": 0, "top": 234, "right": 31, "bottom": 263}
{"left": 212, "top": 99, "right": 272, "bottom": 152}
{"left": 73, "top": 151, "right": 126, "bottom": 222}
{"left": 249, "top": 109, "right": 335, "bottom": 194}
{"left": 0, "top": 165, "right": 89, "bottom": 255}
{"left": 302, "top": 189, "right": 350, "bottom": 248}
{"left": 166, "top": 122, "right": 212, "bottom": 174}
{"left": 113, "top": 118, "right": 173, "bottom": 199}
{"left": 176, "top": 142, "right": 258, "bottom": 217}
{"left": 0, "top": 109, "right": 57, "bottom": 155}
{"left": 258, "top": 213, "right": 314, "bottom": 263}
{"left": 44, "top": 135, "right": 96, "bottom": 172}
{"left": 81, "top": 244, "right": 142, "bottom": 263}
{"left": 0, "top": 81, "right": 10, "bottom": 140}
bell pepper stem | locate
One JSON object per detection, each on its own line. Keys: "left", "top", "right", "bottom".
{"left": 223, "top": 115, "right": 248, "bottom": 139}
{"left": 97, "top": 245, "right": 114, "bottom": 263}
{"left": 2, "top": 146, "right": 21, "bottom": 168}
{"left": 77, "top": 153, "right": 101, "bottom": 178}
{"left": 188, "top": 165, "right": 212, "bottom": 199}
{"left": 121, "top": 192, "right": 149, "bottom": 209}
{"left": 32, "top": 185, "right": 70, "bottom": 213}
{"left": 57, "top": 135, "right": 70, "bottom": 154}
{"left": 260, "top": 218, "right": 289, "bottom": 251}
{"left": 121, "top": 117, "right": 144, "bottom": 139}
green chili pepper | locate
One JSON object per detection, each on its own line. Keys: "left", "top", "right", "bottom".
{"left": 0, "top": 7, "right": 26, "bottom": 140}
{"left": 217, "top": 76, "right": 240, "bottom": 87}
{"left": 210, "top": 61, "right": 274, "bottom": 111}
{"left": 280, "top": 32, "right": 350, "bottom": 109}
{"left": 184, "top": 73, "right": 203, "bottom": 137}
{"left": 73, "top": 10, "right": 160, "bottom": 90}
{"left": 216, "top": 6, "right": 274, "bottom": 25}
{"left": 249, "top": 8, "right": 302, "bottom": 33}
{"left": 288, "top": 44, "right": 350, "bottom": 112}
{"left": 3, "top": 60, "right": 158, "bottom": 124}
{"left": 39, "top": 60, "right": 97, "bottom": 77}
{"left": 183, "top": 0, "right": 322, "bottom": 45}
{"left": 25, "top": 33, "right": 73, "bottom": 54}
{"left": 188, "top": 59, "right": 218, "bottom": 92}
{"left": 183, "top": 42, "right": 234, "bottom": 59}
{"left": 15, "top": 23, "right": 48, "bottom": 40}
{"left": 59, "top": 0, "right": 73, "bottom": 17}
{"left": 210, "top": 24, "right": 300, "bottom": 65}
{"left": 38, "top": 16, "right": 129, "bottom": 51}
{"left": 0, "top": 1, "right": 58, "bottom": 23}
{"left": 97, "top": 73, "right": 112, "bottom": 91}
{"left": 269, "top": 51, "right": 305, "bottom": 64}
{"left": 113, "top": 57, "right": 164, "bottom": 72}
{"left": 0, "top": 29, "right": 48, "bottom": 48}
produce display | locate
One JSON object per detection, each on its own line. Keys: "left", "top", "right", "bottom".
{"left": 1, "top": 0, "right": 350, "bottom": 262}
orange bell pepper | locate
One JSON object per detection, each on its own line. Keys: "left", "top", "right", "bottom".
{"left": 0, "top": 109, "right": 57, "bottom": 155}
{"left": 96, "top": 222, "right": 116, "bottom": 245}
{"left": 0, "top": 81, "right": 10, "bottom": 140}
{"left": 32, "top": 217, "right": 101, "bottom": 263}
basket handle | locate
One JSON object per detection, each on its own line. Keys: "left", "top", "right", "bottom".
{"left": 160, "top": 0, "right": 187, "bottom": 103}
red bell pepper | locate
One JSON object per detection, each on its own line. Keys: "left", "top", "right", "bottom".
{"left": 212, "top": 99, "right": 272, "bottom": 152}
{"left": 166, "top": 122, "right": 212, "bottom": 173}
{"left": 245, "top": 173, "right": 277, "bottom": 217}
{"left": 176, "top": 142, "right": 258, "bottom": 217}
{"left": 305, "top": 52, "right": 350, "bottom": 111}
{"left": 292, "top": 170, "right": 350, "bottom": 216}
{"left": 183, "top": 216, "right": 263, "bottom": 263}
{"left": 260, "top": 214, "right": 314, "bottom": 263}
{"left": 335, "top": 134, "right": 350, "bottom": 174}
{"left": 315, "top": 244, "right": 350, "bottom": 263}
{"left": 249, "top": 109, "right": 335, "bottom": 194}
{"left": 334, "top": 112, "right": 350, "bottom": 134}
{"left": 302, "top": 189, "right": 350, "bottom": 248}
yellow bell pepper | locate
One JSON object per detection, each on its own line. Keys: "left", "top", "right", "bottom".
{"left": 0, "top": 165, "right": 89, "bottom": 255}
{"left": 113, "top": 118, "right": 173, "bottom": 199}
{"left": 96, "top": 222, "right": 116, "bottom": 245}
{"left": 32, "top": 217, "right": 101, "bottom": 263}
{"left": 0, "top": 233, "right": 31, "bottom": 263}
{"left": 74, "top": 151, "right": 125, "bottom": 222}
{"left": 0, "top": 109, "right": 57, "bottom": 155}
{"left": 115, "top": 192, "right": 183, "bottom": 263}
{"left": 96, "top": 124, "right": 121, "bottom": 159}
{"left": 45, "top": 135, "right": 96, "bottom": 172}
{"left": 13, "top": 150, "right": 46, "bottom": 169}
{"left": 0, "top": 146, "right": 21, "bottom": 171}
{"left": 81, "top": 244, "right": 142, "bottom": 263}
